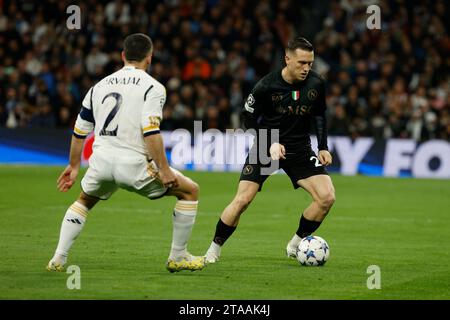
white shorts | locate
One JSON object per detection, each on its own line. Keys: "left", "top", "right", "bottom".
{"left": 81, "top": 149, "right": 170, "bottom": 200}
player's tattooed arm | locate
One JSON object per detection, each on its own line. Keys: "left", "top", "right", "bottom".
{"left": 315, "top": 113, "right": 328, "bottom": 152}
{"left": 315, "top": 81, "right": 331, "bottom": 165}
{"left": 314, "top": 81, "right": 329, "bottom": 152}
{"left": 316, "top": 110, "right": 332, "bottom": 166}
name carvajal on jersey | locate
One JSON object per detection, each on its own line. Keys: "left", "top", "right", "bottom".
{"left": 105, "top": 77, "right": 141, "bottom": 86}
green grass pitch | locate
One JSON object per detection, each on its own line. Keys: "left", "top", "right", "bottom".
{"left": 0, "top": 166, "right": 449, "bottom": 299}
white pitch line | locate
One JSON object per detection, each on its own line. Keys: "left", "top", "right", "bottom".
{"left": 330, "top": 216, "right": 432, "bottom": 223}
{"left": 43, "top": 205, "right": 222, "bottom": 216}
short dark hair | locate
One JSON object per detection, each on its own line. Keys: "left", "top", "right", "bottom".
{"left": 286, "top": 37, "right": 314, "bottom": 52}
{"left": 123, "top": 33, "right": 153, "bottom": 62}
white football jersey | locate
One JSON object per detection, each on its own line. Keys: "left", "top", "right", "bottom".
{"left": 74, "top": 65, "right": 166, "bottom": 156}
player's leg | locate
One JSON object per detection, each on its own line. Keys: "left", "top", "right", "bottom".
{"left": 48, "top": 151, "right": 117, "bottom": 271}
{"left": 286, "top": 174, "right": 335, "bottom": 257}
{"left": 205, "top": 180, "right": 260, "bottom": 263}
{"left": 126, "top": 159, "right": 203, "bottom": 272}
{"left": 47, "top": 192, "right": 99, "bottom": 271}
{"left": 163, "top": 171, "right": 206, "bottom": 272}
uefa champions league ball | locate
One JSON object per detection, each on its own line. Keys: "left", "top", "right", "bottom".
{"left": 296, "top": 236, "right": 330, "bottom": 266}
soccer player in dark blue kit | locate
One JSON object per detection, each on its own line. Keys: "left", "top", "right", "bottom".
{"left": 205, "top": 37, "right": 336, "bottom": 263}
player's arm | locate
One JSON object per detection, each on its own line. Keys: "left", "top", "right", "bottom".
{"left": 142, "top": 85, "right": 178, "bottom": 188}
{"left": 243, "top": 80, "right": 285, "bottom": 160}
{"left": 144, "top": 132, "right": 177, "bottom": 188}
{"left": 57, "top": 136, "right": 85, "bottom": 192}
{"left": 58, "top": 88, "right": 95, "bottom": 192}
{"left": 241, "top": 80, "right": 266, "bottom": 130}
{"left": 314, "top": 81, "right": 332, "bottom": 166}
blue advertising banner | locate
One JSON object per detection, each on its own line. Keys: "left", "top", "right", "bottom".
{"left": 1, "top": 128, "right": 449, "bottom": 179}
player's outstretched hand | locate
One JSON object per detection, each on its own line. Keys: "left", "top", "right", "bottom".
{"left": 57, "top": 165, "right": 79, "bottom": 192}
{"left": 159, "top": 167, "right": 179, "bottom": 188}
{"left": 318, "top": 150, "right": 332, "bottom": 166}
{"left": 269, "top": 143, "right": 286, "bottom": 161}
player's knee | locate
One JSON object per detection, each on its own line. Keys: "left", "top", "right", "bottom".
{"left": 189, "top": 181, "right": 199, "bottom": 200}
{"left": 183, "top": 181, "right": 199, "bottom": 201}
{"left": 78, "top": 192, "right": 99, "bottom": 209}
{"left": 318, "top": 190, "right": 335, "bottom": 211}
{"left": 234, "top": 195, "right": 253, "bottom": 213}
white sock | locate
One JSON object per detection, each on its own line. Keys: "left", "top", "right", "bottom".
{"left": 169, "top": 200, "right": 198, "bottom": 260}
{"left": 207, "top": 241, "right": 221, "bottom": 256}
{"left": 289, "top": 234, "right": 302, "bottom": 248}
{"left": 52, "top": 201, "right": 88, "bottom": 265}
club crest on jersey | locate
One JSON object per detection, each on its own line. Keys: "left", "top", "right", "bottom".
{"left": 243, "top": 165, "right": 253, "bottom": 175}
{"left": 292, "top": 91, "right": 300, "bottom": 101}
{"left": 308, "top": 89, "right": 318, "bottom": 101}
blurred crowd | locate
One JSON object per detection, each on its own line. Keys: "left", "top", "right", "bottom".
{"left": 0, "top": 0, "right": 448, "bottom": 141}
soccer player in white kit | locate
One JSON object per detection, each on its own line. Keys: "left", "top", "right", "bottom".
{"left": 47, "top": 34, "right": 205, "bottom": 273}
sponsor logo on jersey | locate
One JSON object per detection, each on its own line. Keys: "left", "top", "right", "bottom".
{"left": 276, "top": 105, "right": 312, "bottom": 116}
{"left": 271, "top": 94, "right": 283, "bottom": 102}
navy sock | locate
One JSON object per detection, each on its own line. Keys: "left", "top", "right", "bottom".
{"left": 296, "top": 214, "right": 322, "bottom": 238}
{"left": 213, "top": 219, "right": 237, "bottom": 246}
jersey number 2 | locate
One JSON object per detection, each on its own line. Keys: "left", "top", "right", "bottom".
{"left": 310, "top": 156, "right": 323, "bottom": 167}
{"left": 100, "top": 92, "right": 122, "bottom": 136}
